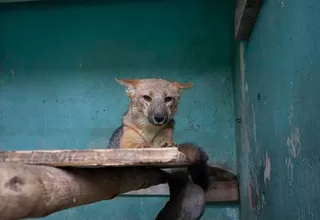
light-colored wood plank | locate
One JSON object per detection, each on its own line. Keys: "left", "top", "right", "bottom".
{"left": 124, "top": 180, "right": 239, "bottom": 202}
{"left": 0, "top": 148, "right": 190, "bottom": 168}
{"left": 235, "top": 0, "right": 262, "bottom": 40}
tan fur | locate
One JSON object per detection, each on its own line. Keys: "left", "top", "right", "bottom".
{"left": 115, "top": 78, "right": 192, "bottom": 149}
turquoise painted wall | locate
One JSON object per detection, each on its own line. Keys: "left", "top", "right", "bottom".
{"left": 234, "top": 0, "right": 320, "bottom": 219}
{"left": 0, "top": 0, "right": 238, "bottom": 219}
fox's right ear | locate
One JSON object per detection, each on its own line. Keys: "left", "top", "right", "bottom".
{"left": 115, "top": 78, "right": 140, "bottom": 88}
{"left": 115, "top": 78, "right": 140, "bottom": 98}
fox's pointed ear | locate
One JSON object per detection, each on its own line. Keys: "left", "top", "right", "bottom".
{"left": 115, "top": 78, "right": 140, "bottom": 98}
{"left": 172, "top": 81, "right": 193, "bottom": 89}
{"left": 115, "top": 78, "right": 140, "bottom": 88}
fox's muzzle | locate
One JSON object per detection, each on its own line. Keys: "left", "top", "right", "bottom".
{"left": 148, "top": 108, "right": 168, "bottom": 126}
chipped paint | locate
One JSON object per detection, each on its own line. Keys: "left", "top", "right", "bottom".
{"left": 252, "top": 104, "right": 257, "bottom": 145}
{"left": 254, "top": 176, "right": 259, "bottom": 198}
{"left": 287, "top": 104, "right": 301, "bottom": 162}
{"left": 263, "top": 151, "right": 271, "bottom": 184}
{"left": 240, "top": 42, "right": 249, "bottom": 156}
{"left": 248, "top": 183, "right": 254, "bottom": 209}
{"left": 240, "top": 43, "right": 246, "bottom": 104}
{"left": 288, "top": 104, "right": 294, "bottom": 126}
{"left": 226, "top": 207, "right": 238, "bottom": 219}
{"left": 239, "top": 41, "right": 253, "bottom": 218}
{"left": 286, "top": 127, "right": 301, "bottom": 158}
{"left": 285, "top": 157, "right": 294, "bottom": 181}
{"left": 235, "top": 0, "right": 320, "bottom": 219}
{"left": 248, "top": 175, "right": 260, "bottom": 211}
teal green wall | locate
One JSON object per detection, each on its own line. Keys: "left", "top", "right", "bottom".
{"left": 0, "top": 0, "right": 238, "bottom": 219}
{"left": 234, "top": 0, "right": 320, "bottom": 219}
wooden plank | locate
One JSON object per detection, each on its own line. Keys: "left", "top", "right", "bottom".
{"left": 235, "top": 0, "right": 262, "bottom": 40}
{"left": 124, "top": 180, "right": 239, "bottom": 202}
{"left": 0, "top": 148, "right": 238, "bottom": 202}
{"left": 0, "top": 148, "right": 190, "bottom": 168}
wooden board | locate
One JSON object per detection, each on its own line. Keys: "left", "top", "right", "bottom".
{"left": 0, "top": 148, "right": 239, "bottom": 202}
{"left": 0, "top": 148, "right": 191, "bottom": 168}
{"left": 124, "top": 180, "right": 239, "bottom": 202}
{"left": 235, "top": 0, "right": 262, "bottom": 40}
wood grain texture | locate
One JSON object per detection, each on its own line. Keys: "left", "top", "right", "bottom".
{"left": 0, "top": 162, "right": 166, "bottom": 220}
{"left": 235, "top": 0, "right": 262, "bottom": 40}
{"left": 0, "top": 148, "right": 190, "bottom": 168}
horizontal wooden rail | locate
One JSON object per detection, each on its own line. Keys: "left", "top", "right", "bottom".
{"left": 0, "top": 148, "right": 239, "bottom": 204}
{"left": 0, "top": 148, "right": 190, "bottom": 168}
{"left": 124, "top": 180, "right": 238, "bottom": 202}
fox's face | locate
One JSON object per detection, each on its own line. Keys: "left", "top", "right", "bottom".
{"left": 116, "top": 78, "right": 193, "bottom": 126}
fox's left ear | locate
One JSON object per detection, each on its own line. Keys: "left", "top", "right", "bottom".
{"left": 171, "top": 81, "right": 193, "bottom": 90}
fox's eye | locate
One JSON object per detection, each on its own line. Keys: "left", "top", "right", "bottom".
{"left": 164, "top": 97, "right": 173, "bottom": 103}
{"left": 143, "top": 95, "right": 152, "bottom": 102}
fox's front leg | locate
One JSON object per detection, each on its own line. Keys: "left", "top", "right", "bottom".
{"left": 154, "top": 127, "right": 178, "bottom": 148}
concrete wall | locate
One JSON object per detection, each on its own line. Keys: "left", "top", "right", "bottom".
{"left": 234, "top": 0, "right": 320, "bottom": 219}
{"left": 0, "top": 0, "right": 238, "bottom": 219}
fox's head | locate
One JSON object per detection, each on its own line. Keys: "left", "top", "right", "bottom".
{"left": 116, "top": 78, "right": 193, "bottom": 126}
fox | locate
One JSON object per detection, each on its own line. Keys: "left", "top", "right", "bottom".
{"left": 106, "top": 78, "right": 210, "bottom": 219}
{"left": 107, "top": 78, "right": 193, "bottom": 149}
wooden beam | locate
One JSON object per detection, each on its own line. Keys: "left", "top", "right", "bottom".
{"left": 0, "top": 148, "right": 190, "bottom": 168}
{"left": 0, "top": 162, "right": 167, "bottom": 220}
{"left": 0, "top": 148, "right": 239, "bottom": 203}
{"left": 124, "top": 180, "right": 239, "bottom": 203}
{"left": 235, "top": 0, "right": 262, "bottom": 40}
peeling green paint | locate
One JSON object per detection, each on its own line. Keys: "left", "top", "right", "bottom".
{"left": 234, "top": 0, "right": 320, "bottom": 219}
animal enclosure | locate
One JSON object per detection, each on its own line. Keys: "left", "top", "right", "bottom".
{"left": 2, "top": 0, "right": 319, "bottom": 220}
{"left": 0, "top": 1, "right": 239, "bottom": 219}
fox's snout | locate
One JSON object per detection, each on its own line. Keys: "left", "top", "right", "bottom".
{"left": 148, "top": 110, "right": 168, "bottom": 126}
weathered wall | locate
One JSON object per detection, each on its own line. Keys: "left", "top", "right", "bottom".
{"left": 234, "top": 0, "right": 320, "bottom": 219}
{"left": 0, "top": 0, "right": 238, "bottom": 219}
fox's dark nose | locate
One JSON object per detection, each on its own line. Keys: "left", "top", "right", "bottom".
{"left": 153, "top": 114, "right": 165, "bottom": 123}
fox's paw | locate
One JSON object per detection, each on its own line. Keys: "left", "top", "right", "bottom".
{"left": 160, "top": 142, "right": 178, "bottom": 148}
{"left": 136, "top": 142, "right": 153, "bottom": 148}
